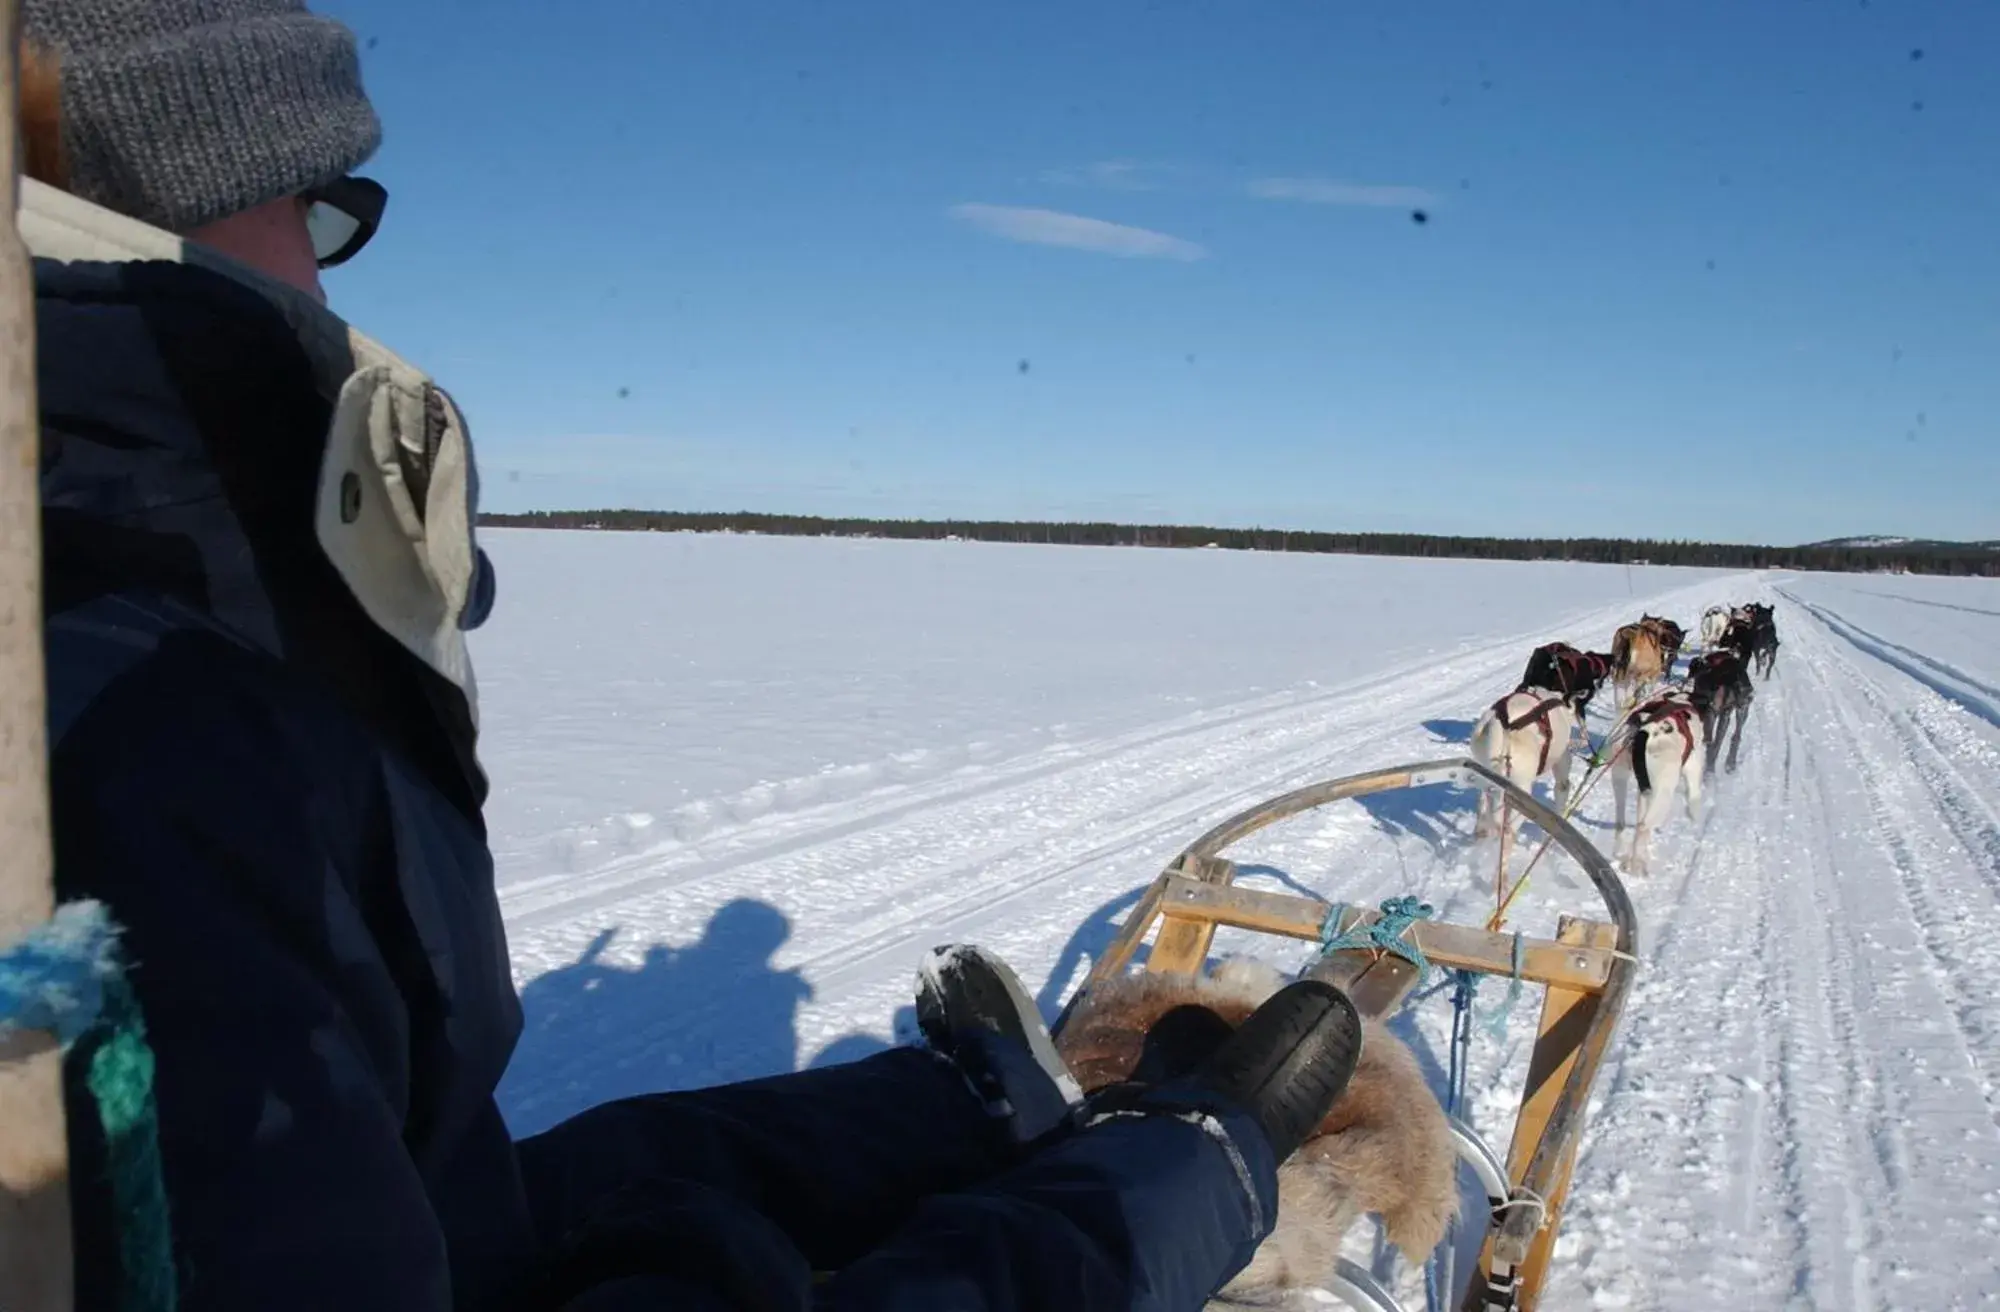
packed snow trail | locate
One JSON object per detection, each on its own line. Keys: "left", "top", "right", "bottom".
{"left": 1546, "top": 586, "right": 2000, "bottom": 1310}
{"left": 486, "top": 549, "right": 2000, "bottom": 1311}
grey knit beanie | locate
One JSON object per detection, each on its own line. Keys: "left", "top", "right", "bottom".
{"left": 22, "top": 0, "right": 381, "bottom": 234}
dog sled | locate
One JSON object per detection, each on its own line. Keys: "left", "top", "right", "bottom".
{"left": 1050, "top": 757, "right": 1638, "bottom": 1312}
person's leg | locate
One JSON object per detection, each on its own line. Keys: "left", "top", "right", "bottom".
{"left": 817, "top": 1108, "right": 1275, "bottom": 1312}
{"left": 519, "top": 945, "right": 1081, "bottom": 1272}
{"left": 517, "top": 1044, "right": 1015, "bottom": 1272}
{"left": 520, "top": 949, "right": 1364, "bottom": 1312}
{"left": 817, "top": 979, "right": 1365, "bottom": 1312}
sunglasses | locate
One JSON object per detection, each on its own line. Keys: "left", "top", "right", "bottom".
{"left": 302, "top": 175, "right": 387, "bottom": 269}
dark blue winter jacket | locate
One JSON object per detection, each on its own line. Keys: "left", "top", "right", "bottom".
{"left": 40, "top": 252, "right": 540, "bottom": 1311}
{"left": 36, "top": 201, "right": 1276, "bottom": 1312}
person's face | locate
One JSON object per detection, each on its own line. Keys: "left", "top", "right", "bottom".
{"left": 185, "top": 175, "right": 386, "bottom": 304}
{"left": 187, "top": 196, "right": 326, "bottom": 301}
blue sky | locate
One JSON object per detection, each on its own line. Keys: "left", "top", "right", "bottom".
{"left": 317, "top": 0, "right": 1997, "bottom": 544}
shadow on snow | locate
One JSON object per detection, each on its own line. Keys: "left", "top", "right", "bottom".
{"left": 499, "top": 897, "right": 812, "bottom": 1134}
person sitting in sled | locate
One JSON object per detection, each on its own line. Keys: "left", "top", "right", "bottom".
{"left": 22, "top": 3, "right": 1365, "bottom": 1308}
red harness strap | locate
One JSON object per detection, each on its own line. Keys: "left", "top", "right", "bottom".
{"left": 1493, "top": 693, "right": 1566, "bottom": 774}
{"left": 1527, "top": 642, "right": 1576, "bottom": 682}
{"left": 1632, "top": 697, "right": 1697, "bottom": 763}
{"left": 1528, "top": 644, "right": 1599, "bottom": 704}
{"left": 1557, "top": 649, "right": 1611, "bottom": 697}
{"left": 1691, "top": 650, "right": 1741, "bottom": 685}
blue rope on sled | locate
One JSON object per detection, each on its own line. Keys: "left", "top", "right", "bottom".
{"left": 1318, "top": 900, "right": 1530, "bottom": 1310}
{"left": 1422, "top": 966, "right": 1483, "bottom": 1312}
{"left": 0, "top": 900, "right": 177, "bottom": 1312}
{"left": 1431, "top": 950, "right": 1526, "bottom": 1310}
{"left": 1319, "top": 894, "right": 1436, "bottom": 983}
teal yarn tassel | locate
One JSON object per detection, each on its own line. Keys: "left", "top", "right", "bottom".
{"left": 1, "top": 900, "right": 177, "bottom": 1311}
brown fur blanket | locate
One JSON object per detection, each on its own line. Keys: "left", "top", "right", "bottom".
{"left": 1056, "top": 959, "right": 1459, "bottom": 1306}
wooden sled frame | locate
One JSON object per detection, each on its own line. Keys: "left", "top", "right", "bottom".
{"left": 1049, "top": 758, "right": 1638, "bottom": 1312}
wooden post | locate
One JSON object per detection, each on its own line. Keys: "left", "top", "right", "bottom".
{"left": 1143, "top": 854, "right": 1233, "bottom": 975}
{"left": 0, "top": 4, "right": 71, "bottom": 1308}
{"left": 1462, "top": 916, "right": 1617, "bottom": 1311}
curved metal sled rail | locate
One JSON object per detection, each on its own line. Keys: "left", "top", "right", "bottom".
{"left": 1051, "top": 757, "right": 1639, "bottom": 1312}
{"left": 1288, "top": 1120, "right": 1513, "bottom": 1312}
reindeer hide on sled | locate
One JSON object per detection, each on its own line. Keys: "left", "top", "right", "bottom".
{"left": 1057, "top": 959, "right": 1459, "bottom": 1307}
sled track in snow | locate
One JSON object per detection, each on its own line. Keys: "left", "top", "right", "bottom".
{"left": 500, "top": 661, "right": 1459, "bottom": 930}
{"left": 1781, "top": 589, "right": 2000, "bottom": 1128}
{"left": 1554, "top": 582, "right": 2000, "bottom": 1311}
{"left": 1783, "top": 589, "right": 2000, "bottom": 730}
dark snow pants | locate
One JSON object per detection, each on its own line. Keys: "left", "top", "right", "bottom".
{"left": 516, "top": 1046, "right": 1276, "bottom": 1312}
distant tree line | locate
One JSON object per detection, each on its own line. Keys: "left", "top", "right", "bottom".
{"left": 476, "top": 509, "right": 2000, "bottom": 577}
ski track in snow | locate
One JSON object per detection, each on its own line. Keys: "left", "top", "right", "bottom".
{"left": 486, "top": 548, "right": 2000, "bottom": 1311}
{"left": 1560, "top": 584, "right": 2000, "bottom": 1312}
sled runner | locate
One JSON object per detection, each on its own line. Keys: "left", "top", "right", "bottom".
{"left": 1051, "top": 758, "right": 1638, "bottom": 1312}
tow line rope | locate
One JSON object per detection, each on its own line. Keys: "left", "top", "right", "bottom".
{"left": 1318, "top": 897, "right": 1532, "bottom": 1311}
{"left": 1423, "top": 966, "right": 1481, "bottom": 1312}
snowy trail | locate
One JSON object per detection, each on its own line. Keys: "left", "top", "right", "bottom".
{"left": 1556, "top": 586, "right": 2000, "bottom": 1310}
{"left": 489, "top": 552, "right": 2000, "bottom": 1310}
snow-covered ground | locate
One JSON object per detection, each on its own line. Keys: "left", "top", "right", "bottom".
{"left": 472, "top": 531, "right": 2000, "bottom": 1311}
{"left": 473, "top": 530, "right": 1725, "bottom": 888}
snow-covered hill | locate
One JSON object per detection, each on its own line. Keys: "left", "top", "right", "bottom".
{"left": 1808, "top": 535, "right": 1918, "bottom": 548}
{"left": 1804, "top": 533, "right": 1999, "bottom": 551}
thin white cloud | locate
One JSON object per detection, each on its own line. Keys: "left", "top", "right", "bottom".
{"left": 949, "top": 203, "right": 1207, "bottom": 261}
{"left": 1247, "top": 177, "right": 1437, "bottom": 208}
{"left": 1039, "top": 159, "right": 1182, "bottom": 192}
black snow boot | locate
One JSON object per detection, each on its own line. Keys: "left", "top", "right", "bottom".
{"left": 914, "top": 945, "right": 1083, "bottom": 1147}
{"left": 1086, "top": 979, "right": 1364, "bottom": 1163}
{"left": 1183, "top": 978, "right": 1363, "bottom": 1161}
{"left": 1128, "top": 1003, "right": 1238, "bottom": 1085}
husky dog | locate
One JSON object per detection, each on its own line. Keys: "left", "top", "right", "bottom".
{"left": 1519, "top": 642, "right": 1614, "bottom": 723}
{"left": 1609, "top": 688, "right": 1705, "bottom": 874}
{"left": 1699, "top": 605, "right": 1731, "bottom": 650}
{"left": 1609, "top": 620, "right": 1668, "bottom": 708}
{"left": 1687, "top": 647, "right": 1755, "bottom": 775}
{"left": 1470, "top": 687, "right": 1580, "bottom": 832}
